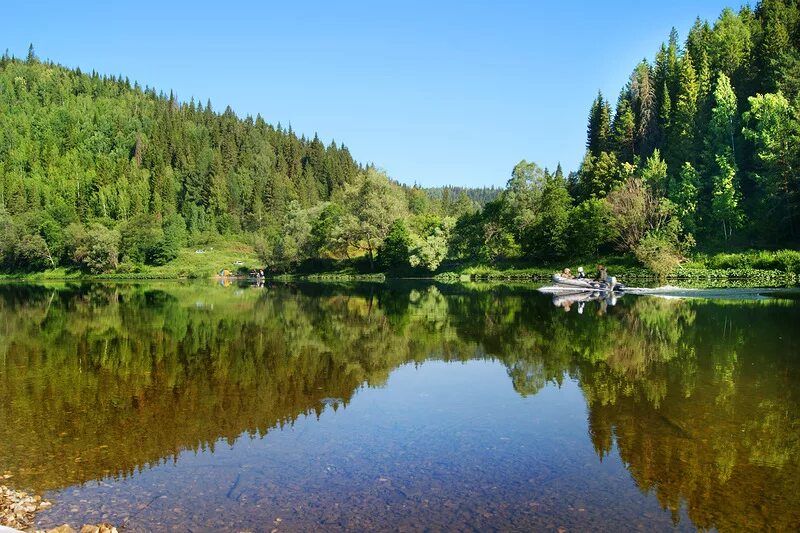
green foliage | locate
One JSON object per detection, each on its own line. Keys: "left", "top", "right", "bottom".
{"left": 4, "top": 2, "right": 800, "bottom": 279}
{"left": 703, "top": 249, "right": 800, "bottom": 275}
{"left": 742, "top": 91, "right": 800, "bottom": 238}
{"left": 409, "top": 217, "right": 454, "bottom": 271}
{"left": 119, "top": 214, "right": 162, "bottom": 264}
{"left": 669, "top": 162, "right": 701, "bottom": 235}
{"left": 339, "top": 168, "right": 408, "bottom": 270}
{"left": 587, "top": 92, "right": 612, "bottom": 156}
{"left": 710, "top": 155, "right": 744, "bottom": 240}
{"left": 150, "top": 214, "right": 187, "bottom": 265}
{"left": 709, "top": 8, "right": 753, "bottom": 77}
{"left": 568, "top": 199, "right": 615, "bottom": 257}
{"left": 640, "top": 149, "right": 668, "bottom": 194}
{"left": 521, "top": 171, "right": 573, "bottom": 260}
{"left": 378, "top": 220, "right": 412, "bottom": 269}
{"left": 571, "top": 5, "right": 800, "bottom": 251}
{"left": 634, "top": 230, "right": 685, "bottom": 277}
{"left": 14, "top": 234, "right": 53, "bottom": 271}
{"left": 71, "top": 223, "right": 121, "bottom": 273}
{"left": 310, "top": 203, "right": 347, "bottom": 258}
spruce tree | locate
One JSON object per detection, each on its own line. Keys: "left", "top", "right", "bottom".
{"left": 612, "top": 90, "right": 636, "bottom": 163}
{"left": 630, "top": 61, "right": 657, "bottom": 157}
{"left": 586, "top": 92, "right": 612, "bottom": 156}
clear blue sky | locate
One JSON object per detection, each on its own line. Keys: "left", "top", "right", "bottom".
{"left": 3, "top": 0, "right": 741, "bottom": 187}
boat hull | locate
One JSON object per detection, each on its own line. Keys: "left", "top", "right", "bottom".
{"left": 551, "top": 275, "right": 623, "bottom": 292}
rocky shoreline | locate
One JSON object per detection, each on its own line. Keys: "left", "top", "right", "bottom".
{"left": 0, "top": 483, "right": 117, "bottom": 533}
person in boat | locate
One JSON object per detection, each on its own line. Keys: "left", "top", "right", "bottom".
{"left": 594, "top": 264, "right": 608, "bottom": 283}
{"left": 561, "top": 267, "right": 574, "bottom": 279}
{"left": 576, "top": 267, "right": 585, "bottom": 279}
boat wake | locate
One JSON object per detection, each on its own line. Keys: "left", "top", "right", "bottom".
{"left": 539, "top": 285, "right": 798, "bottom": 301}
{"left": 623, "top": 285, "right": 695, "bottom": 295}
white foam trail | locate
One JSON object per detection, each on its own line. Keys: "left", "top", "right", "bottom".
{"left": 624, "top": 285, "right": 697, "bottom": 295}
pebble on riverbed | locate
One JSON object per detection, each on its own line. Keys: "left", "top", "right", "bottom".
{"left": 2, "top": 484, "right": 117, "bottom": 533}
{"left": 34, "top": 525, "right": 118, "bottom": 533}
{"left": 0, "top": 484, "right": 52, "bottom": 530}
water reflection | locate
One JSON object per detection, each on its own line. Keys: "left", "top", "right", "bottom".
{"left": 0, "top": 281, "right": 798, "bottom": 530}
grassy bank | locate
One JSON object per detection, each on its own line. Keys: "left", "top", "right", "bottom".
{"left": 0, "top": 243, "right": 260, "bottom": 281}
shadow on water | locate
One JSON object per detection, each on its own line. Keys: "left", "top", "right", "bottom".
{"left": 0, "top": 281, "right": 798, "bottom": 531}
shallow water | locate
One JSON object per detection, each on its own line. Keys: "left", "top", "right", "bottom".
{"left": 0, "top": 281, "right": 798, "bottom": 531}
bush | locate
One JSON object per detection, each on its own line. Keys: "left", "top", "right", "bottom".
{"left": 15, "top": 234, "right": 53, "bottom": 271}
{"left": 71, "top": 223, "right": 120, "bottom": 273}
{"left": 634, "top": 231, "right": 684, "bottom": 277}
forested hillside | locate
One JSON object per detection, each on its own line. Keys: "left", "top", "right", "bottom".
{"left": 0, "top": 46, "right": 365, "bottom": 271}
{"left": 1, "top": 0, "right": 799, "bottom": 277}
{"left": 0, "top": 46, "right": 479, "bottom": 274}
{"left": 446, "top": 0, "right": 800, "bottom": 274}
{"left": 578, "top": 0, "right": 800, "bottom": 245}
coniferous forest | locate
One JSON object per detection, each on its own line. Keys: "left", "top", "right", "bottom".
{"left": 1, "top": 0, "right": 799, "bottom": 276}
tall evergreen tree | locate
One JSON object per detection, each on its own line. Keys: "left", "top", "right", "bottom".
{"left": 586, "top": 92, "right": 612, "bottom": 156}
{"left": 611, "top": 89, "right": 636, "bottom": 163}
{"left": 630, "top": 61, "right": 657, "bottom": 156}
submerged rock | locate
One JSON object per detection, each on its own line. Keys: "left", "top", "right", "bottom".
{"left": 79, "top": 524, "right": 117, "bottom": 533}
{"left": 43, "top": 527, "right": 75, "bottom": 533}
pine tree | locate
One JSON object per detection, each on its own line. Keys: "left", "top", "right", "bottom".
{"left": 26, "top": 43, "right": 37, "bottom": 63}
{"left": 630, "top": 61, "right": 657, "bottom": 157}
{"left": 686, "top": 17, "right": 712, "bottom": 66}
{"left": 612, "top": 89, "right": 636, "bottom": 163}
{"left": 641, "top": 149, "right": 668, "bottom": 195}
{"left": 659, "top": 81, "right": 672, "bottom": 138}
{"left": 586, "top": 92, "right": 612, "bottom": 156}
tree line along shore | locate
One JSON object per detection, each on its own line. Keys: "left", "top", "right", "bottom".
{"left": 1, "top": 1, "right": 799, "bottom": 281}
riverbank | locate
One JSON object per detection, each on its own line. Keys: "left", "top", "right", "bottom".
{"left": 0, "top": 484, "right": 118, "bottom": 533}
{"left": 276, "top": 253, "right": 799, "bottom": 286}
{"left": 0, "top": 250, "right": 797, "bottom": 286}
{"left": 0, "top": 483, "right": 50, "bottom": 531}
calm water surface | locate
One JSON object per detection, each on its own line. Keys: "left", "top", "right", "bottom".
{"left": 0, "top": 282, "right": 798, "bottom": 531}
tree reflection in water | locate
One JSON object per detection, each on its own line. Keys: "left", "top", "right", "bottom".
{"left": 0, "top": 281, "right": 797, "bottom": 530}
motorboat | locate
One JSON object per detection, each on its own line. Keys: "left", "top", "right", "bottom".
{"left": 551, "top": 274, "right": 624, "bottom": 292}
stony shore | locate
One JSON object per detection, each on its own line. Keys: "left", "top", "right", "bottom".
{"left": 0, "top": 484, "right": 117, "bottom": 533}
